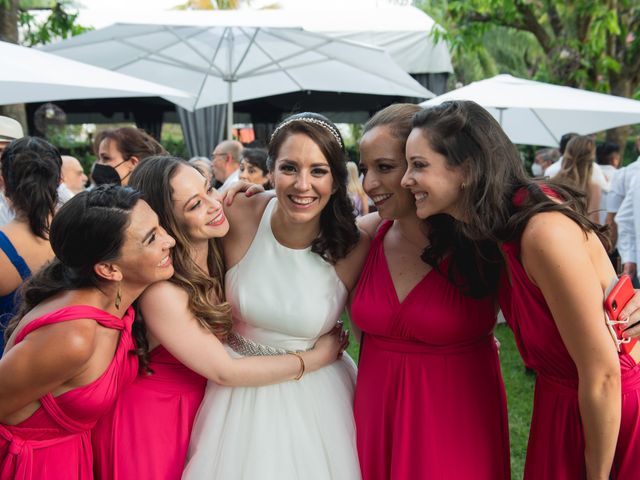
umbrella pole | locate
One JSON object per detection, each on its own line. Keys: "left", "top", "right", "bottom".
{"left": 227, "top": 80, "right": 233, "bottom": 140}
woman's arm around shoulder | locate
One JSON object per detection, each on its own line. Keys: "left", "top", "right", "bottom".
{"left": 521, "top": 211, "right": 620, "bottom": 480}
{"left": 0, "top": 319, "right": 97, "bottom": 421}
{"left": 222, "top": 192, "right": 273, "bottom": 268}
{"left": 356, "top": 212, "right": 382, "bottom": 241}
{"left": 140, "top": 281, "right": 345, "bottom": 387}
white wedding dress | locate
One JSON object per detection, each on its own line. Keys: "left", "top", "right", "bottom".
{"left": 183, "top": 198, "right": 361, "bottom": 480}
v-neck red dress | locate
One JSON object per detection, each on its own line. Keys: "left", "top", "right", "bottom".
{"left": 0, "top": 305, "right": 138, "bottom": 480}
{"left": 351, "top": 221, "right": 510, "bottom": 480}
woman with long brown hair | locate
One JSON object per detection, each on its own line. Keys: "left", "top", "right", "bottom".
{"left": 91, "top": 155, "right": 347, "bottom": 480}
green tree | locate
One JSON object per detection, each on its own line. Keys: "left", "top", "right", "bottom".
{"left": 420, "top": 0, "right": 640, "bottom": 147}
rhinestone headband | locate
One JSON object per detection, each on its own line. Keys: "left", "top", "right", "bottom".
{"left": 271, "top": 117, "right": 343, "bottom": 149}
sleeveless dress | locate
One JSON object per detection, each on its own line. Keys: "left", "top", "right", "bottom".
{"left": 183, "top": 198, "right": 360, "bottom": 480}
{"left": 0, "top": 305, "right": 137, "bottom": 480}
{"left": 351, "top": 221, "right": 510, "bottom": 480}
{"left": 92, "top": 345, "right": 206, "bottom": 480}
{"left": 0, "top": 231, "right": 31, "bottom": 352}
{"left": 499, "top": 235, "right": 640, "bottom": 479}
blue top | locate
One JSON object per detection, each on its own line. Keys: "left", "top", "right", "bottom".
{"left": 0, "top": 231, "right": 31, "bottom": 351}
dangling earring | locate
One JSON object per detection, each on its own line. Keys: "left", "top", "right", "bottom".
{"left": 460, "top": 182, "right": 467, "bottom": 191}
{"left": 115, "top": 282, "right": 122, "bottom": 310}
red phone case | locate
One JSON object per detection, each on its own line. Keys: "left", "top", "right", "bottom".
{"left": 604, "top": 275, "right": 637, "bottom": 354}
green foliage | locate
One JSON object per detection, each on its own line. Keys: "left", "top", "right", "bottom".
{"left": 421, "top": 0, "right": 640, "bottom": 96}
{"left": 46, "top": 129, "right": 95, "bottom": 174}
{"left": 161, "top": 135, "right": 189, "bottom": 159}
{"left": 18, "top": 1, "right": 92, "bottom": 47}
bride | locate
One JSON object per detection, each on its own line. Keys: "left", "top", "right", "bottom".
{"left": 183, "top": 113, "right": 369, "bottom": 479}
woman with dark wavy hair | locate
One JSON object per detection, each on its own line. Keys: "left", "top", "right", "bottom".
{"left": 183, "top": 113, "right": 370, "bottom": 479}
{"left": 401, "top": 100, "right": 640, "bottom": 479}
{"left": 0, "top": 185, "right": 175, "bottom": 479}
{"left": 0, "top": 137, "right": 61, "bottom": 351}
{"left": 351, "top": 104, "right": 508, "bottom": 480}
{"left": 92, "top": 155, "right": 347, "bottom": 480}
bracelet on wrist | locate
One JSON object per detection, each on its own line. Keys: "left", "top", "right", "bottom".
{"left": 291, "top": 352, "right": 305, "bottom": 381}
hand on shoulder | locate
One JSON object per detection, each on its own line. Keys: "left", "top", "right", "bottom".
{"left": 356, "top": 212, "right": 382, "bottom": 240}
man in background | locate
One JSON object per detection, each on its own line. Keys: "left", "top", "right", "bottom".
{"left": 211, "top": 140, "right": 242, "bottom": 193}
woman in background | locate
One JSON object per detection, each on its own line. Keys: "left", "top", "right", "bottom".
{"left": 239, "top": 147, "right": 271, "bottom": 188}
{"left": 552, "top": 135, "right": 601, "bottom": 223}
{"left": 0, "top": 137, "right": 61, "bottom": 350}
{"left": 346, "top": 161, "right": 369, "bottom": 216}
{"left": 93, "top": 127, "right": 166, "bottom": 186}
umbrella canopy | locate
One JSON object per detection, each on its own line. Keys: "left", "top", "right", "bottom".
{"left": 0, "top": 40, "right": 190, "bottom": 106}
{"left": 421, "top": 74, "right": 640, "bottom": 146}
{"left": 43, "top": 17, "right": 434, "bottom": 138}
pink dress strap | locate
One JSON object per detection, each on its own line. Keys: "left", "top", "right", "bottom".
{"left": 14, "top": 305, "right": 132, "bottom": 345}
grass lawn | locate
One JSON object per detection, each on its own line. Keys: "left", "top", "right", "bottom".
{"left": 344, "top": 318, "right": 534, "bottom": 480}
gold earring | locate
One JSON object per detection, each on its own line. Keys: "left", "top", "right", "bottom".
{"left": 460, "top": 182, "right": 466, "bottom": 190}
{"left": 115, "top": 282, "right": 122, "bottom": 310}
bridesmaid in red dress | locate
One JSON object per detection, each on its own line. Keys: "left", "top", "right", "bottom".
{"left": 0, "top": 185, "right": 176, "bottom": 479}
{"left": 351, "top": 104, "right": 509, "bottom": 479}
{"left": 402, "top": 100, "right": 640, "bottom": 479}
{"left": 92, "top": 156, "right": 346, "bottom": 480}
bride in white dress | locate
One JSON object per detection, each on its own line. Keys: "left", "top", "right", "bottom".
{"left": 183, "top": 113, "right": 369, "bottom": 480}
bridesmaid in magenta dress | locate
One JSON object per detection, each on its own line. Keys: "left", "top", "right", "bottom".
{"left": 92, "top": 156, "right": 347, "bottom": 480}
{"left": 351, "top": 104, "right": 509, "bottom": 479}
{"left": 0, "top": 185, "right": 176, "bottom": 479}
{"left": 403, "top": 101, "right": 640, "bottom": 479}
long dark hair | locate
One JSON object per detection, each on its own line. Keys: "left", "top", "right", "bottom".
{"left": 412, "top": 100, "right": 608, "bottom": 248}
{"left": 268, "top": 112, "right": 359, "bottom": 264}
{"left": 364, "top": 103, "right": 500, "bottom": 298}
{"left": 1, "top": 137, "right": 61, "bottom": 239}
{"left": 4, "top": 185, "right": 142, "bottom": 342}
{"left": 129, "top": 156, "right": 232, "bottom": 371}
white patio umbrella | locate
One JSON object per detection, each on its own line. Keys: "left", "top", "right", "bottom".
{"left": 0, "top": 41, "right": 190, "bottom": 105}
{"left": 421, "top": 74, "right": 640, "bottom": 146}
{"left": 42, "top": 16, "right": 434, "bottom": 138}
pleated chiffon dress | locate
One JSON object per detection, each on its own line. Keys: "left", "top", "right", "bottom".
{"left": 92, "top": 345, "right": 206, "bottom": 480}
{"left": 351, "top": 221, "right": 510, "bottom": 480}
{"left": 0, "top": 305, "right": 137, "bottom": 480}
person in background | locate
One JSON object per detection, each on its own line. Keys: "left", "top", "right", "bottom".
{"left": 531, "top": 147, "right": 560, "bottom": 177}
{"left": 61, "top": 155, "right": 88, "bottom": 196}
{"left": 346, "top": 161, "right": 369, "bottom": 216}
{"left": 610, "top": 137, "right": 640, "bottom": 286}
{"left": 92, "top": 156, "right": 346, "bottom": 480}
{"left": 352, "top": 104, "right": 508, "bottom": 479}
{"left": 0, "top": 185, "right": 175, "bottom": 479}
{"left": 545, "top": 132, "right": 610, "bottom": 193}
{"left": 188, "top": 156, "right": 214, "bottom": 187}
{"left": 0, "top": 116, "right": 24, "bottom": 227}
{"left": 552, "top": 135, "right": 601, "bottom": 223}
{"left": 211, "top": 140, "right": 242, "bottom": 193}
{"left": 239, "top": 147, "right": 271, "bottom": 189}
{"left": 93, "top": 127, "right": 166, "bottom": 186}
{"left": 0, "top": 137, "right": 61, "bottom": 351}
{"left": 402, "top": 100, "right": 640, "bottom": 479}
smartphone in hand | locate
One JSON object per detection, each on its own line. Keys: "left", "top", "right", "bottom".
{"left": 604, "top": 275, "right": 636, "bottom": 354}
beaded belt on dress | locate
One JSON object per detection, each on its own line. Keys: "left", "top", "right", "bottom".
{"left": 227, "top": 331, "right": 293, "bottom": 356}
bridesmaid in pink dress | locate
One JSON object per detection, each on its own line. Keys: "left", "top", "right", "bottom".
{"left": 351, "top": 104, "right": 509, "bottom": 479}
{"left": 402, "top": 100, "right": 640, "bottom": 479}
{"left": 0, "top": 185, "right": 176, "bottom": 479}
{"left": 92, "top": 156, "right": 347, "bottom": 480}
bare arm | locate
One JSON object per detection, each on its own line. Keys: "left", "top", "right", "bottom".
{"left": 0, "top": 320, "right": 96, "bottom": 421}
{"left": 522, "top": 213, "right": 620, "bottom": 480}
{"left": 587, "top": 183, "right": 601, "bottom": 224}
{"left": 140, "top": 282, "right": 345, "bottom": 387}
